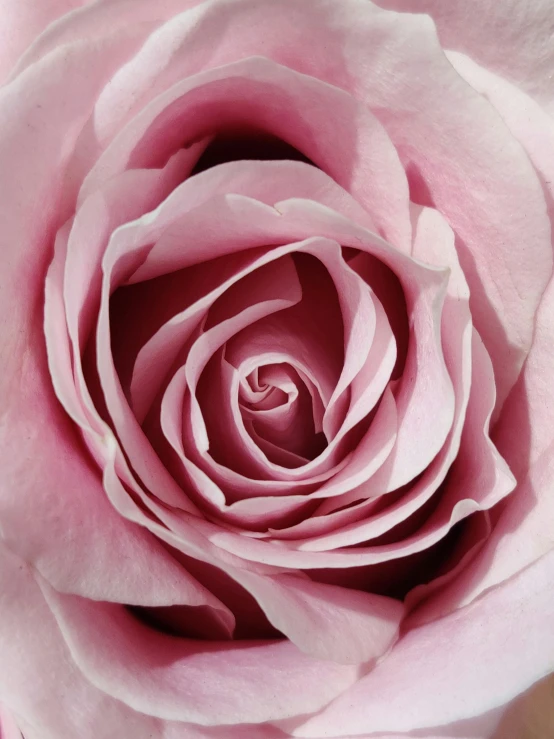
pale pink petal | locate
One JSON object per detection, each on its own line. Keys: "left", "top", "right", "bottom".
{"left": 40, "top": 579, "right": 361, "bottom": 726}
{"left": 159, "top": 360, "right": 337, "bottom": 521}
{"left": 99, "top": 442, "right": 264, "bottom": 573}
{"left": 325, "top": 247, "right": 454, "bottom": 496}
{"left": 0, "top": 44, "right": 205, "bottom": 608}
{"left": 93, "top": 223, "right": 204, "bottom": 511}
{"left": 376, "top": 0, "right": 554, "bottom": 114}
{"left": 7, "top": 0, "right": 198, "bottom": 79}
{"left": 239, "top": 364, "right": 319, "bottom": 461}
{"left": 343, "top": 5, "right": 551, "bottom": 411}
{"left": 0, "top": 10, "right": 188, "bottom": 564}
{"left": 232, "top": 571, "right": 403, "bottom": 665}
{"left": 45, "top": 152, "right": 192, "bottom": 448}
{"left": 326, "top": 282, "right": 397, "bottom": 442}
{"left": 241, "top": 290, "right": 397, "bottom": 536}
{"left": 161, "top": 395, "right": 316, "bottom": 528}
{"left": 290, "top": 205, "right": 472, "bottom": 548}
{"left": 129, "top": 251, "right": 267, "bottom": 423}
{"left": 200, "top": 357, "right": 311, "bottom": 478}
{"left": 0, "top": 544, "right": 166, "bottom": 739}
{"left": 410, "top": 276, "right": 554, "bottom": 622}
{"left": 127, "top": 160, "right": 376, "bottom": 421}
{"left": 80, "top": 54, "right": 411, "bottom": 251}
{"left": 275, "top": 387, "right": 398, "bottom": 540}
{"left": 0, "top": 0, "right": 87, "bottom": 83}
{"left": 275, "top": 330, "right": 512, "bottom": 563}
{"left": 154, "top": 238, "right": 352, "bottom": 501}
{"left": 137, "top": 0, "right": 552, "bottom": 413}
{"left": 175, "top": 259, "right": 305, "bottom": 483}
{"left": 0, "top": 364, "right": 237, "bottom": 621}
{"left": 128, "top": 159, "right": 377, "bottom": 284}
{"left": 294, "top": 549, "right": 554, "bottom": 737}
{"left": 14, "top": 0, "right": 551, "bottom": 421}
{"left": 445, "top": 51, "right": 554, "bottom": 210}
{"left": 134, "top": 195, "right": 452, "bottom": 498}
{"left": 63, "top": 152, "right": 195, "bottom": 354}
{"left": 0, "top": 22, "right": 142, "bottom": 404}
{"left": 223, "top": 248, "right": 344, "bottom": 419}
{"left": 0, "top": 705, "right": 22, "bottom": 739}
{"left": 208, "top": 327, "right": 509, "bottom": 566}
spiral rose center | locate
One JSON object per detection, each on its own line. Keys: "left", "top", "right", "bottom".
{"left": 239, "top": 362, "right": 328, "bottom": 466}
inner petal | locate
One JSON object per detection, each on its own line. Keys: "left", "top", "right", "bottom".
{"left": 199, "top": 251, "right": 343, "bottom": 477}
{"left": 240, "top": 362, "right": 327, "bottom": 464}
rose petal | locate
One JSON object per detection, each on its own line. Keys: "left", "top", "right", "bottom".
{"left": 0, "top": 38, "right": 202, "bottom": 608}
{"left": 209, "top": 320, "right": 509, "bottom": 565}
{"left": 411, "top": 276, "right": 554, "bottom": 623}
{"left": 0, "top": 544, "right": 165, "bottom": 739}
{"left": 0, "top": 0, "right": 85, "bottom": 83}
{"left": 294, "top": 549, "right": 554, "bottom": 737}
{"left": 45, "top": 151, "right": 192, "bottom": 461}
{"left": 129, "top": 193, "right": 452, "bottom": 497}
{"left": 39, "top": 579, "right": 361, "bottom": 726}
{"left": 171, "top": 257, "right": 305, "bottom": 482}
{"left": 377, "top": 0, "right": 554, "bottom": 114}
{"left": 274, "top": 201, "right": 454, "bottom": 494}
{"left": 232, "top": 571, "right": 403, "bottom": 665}
{"left": 445, "top": 51, "right": 554, "bottom": 210}
{"left": 0, "top": 23, "right": 140, "bottom": 402}
{"left": 0, "top": 705, "right": 23, "bottom": 739}
{"left": 288, "top": 205, "right": 472, "bottom": 548}
{"left": 273, "top": 387, "right": 398, "bottom": 540}
{"left": 81, "top": 54, "right": 411, "bottom": 251}
{"left": 127, "top": 160, "right": 376, "bottom": 421}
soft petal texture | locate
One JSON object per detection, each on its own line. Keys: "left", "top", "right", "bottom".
{"left": 377, "top": 0, "right": 554, "bottom": 114}
{"left": 294, "top": 550, "right": 554, "bottom": 737}
{"left": 0, "top": 374, "right": 231, "bottom": 617}
{"left": 80, "top": 53, "right": 411, "bottom": 254}
{"left": 231, "top": 571, "right": 403, "bottom": 664}
{"left": 407, "top": 275, "right": 554, "bottom": 626}
{"left": 1, "top": 0, "right": 553, "bottom": 737}
{"left": 0, "top": 0, "right": 88, "bottom": 83}
{"left": 445, "top": 51, "right": 554, "bottom": 211}
{"left": 133, "top": 194, "right": 453, "bottom": 494}
{"left": 0, "top": 33, "right": 199, "bottom": 606}
{"left": 0, "top": 706, "right": 22, "bottom": 739}
{"left": 0, "top": 543, "right": 168, "bottom": 739}
{"left": 40, "top": 578, "right": 362, "bottom": 726}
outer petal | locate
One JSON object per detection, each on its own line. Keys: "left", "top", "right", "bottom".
{"left": 0, "top": 0, "right": 88, "bottom": 83}
{"left": 39, "top": 579, "right": 362, "bottom": 727}
{"left": 294, "top": 549, "right": 554, "bottom": 737}
{"left": 0, "top": 544, "right": 167, "bottom": 739}
{"left": 408, "top": 274, "right": 554, "bottom": 626}
{"left": 376, "top": 0, "right": 554, "bottom": 114}
{"left": 0, "top": 25, "right": 140, "bottom": 401}
{"left": 0, "top": 368, "right": 233, "bottom": 617}
{"left": 8, "top": 1, "right": 551, "bottom": 416}
{"left": 0, "top": 26, "right": 216, "bottom": 608}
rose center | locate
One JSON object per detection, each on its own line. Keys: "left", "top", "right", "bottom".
{"left": 239, "top": 362, "right": 328, "bottom": 466}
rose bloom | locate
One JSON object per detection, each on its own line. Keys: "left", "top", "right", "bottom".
{"left": 1, "top": 0, "right": 554, "bottom": 737}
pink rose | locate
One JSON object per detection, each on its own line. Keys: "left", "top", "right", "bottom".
{"left": 1, "top": 1, "right": 553, "bottom": 737}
